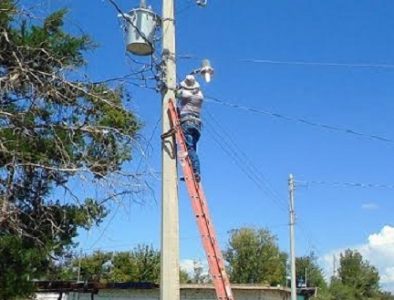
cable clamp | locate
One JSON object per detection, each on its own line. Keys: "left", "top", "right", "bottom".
{"left": 162, "top": 17, "right": 175, "bottom": 23}
{"left": 161, "top": 128, "right": 176, "bottom": 139}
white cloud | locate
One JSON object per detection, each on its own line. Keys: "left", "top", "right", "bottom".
{"left": 180, "top": 259, "right": 195, "bottom": 274}
{"left": 180, "top": 258, "right": 209, "bottom": 277}
{"left": 381, "top": 267, "right": 394, "bottom": 284}
{"left": 322, "top": 225, "right": 394, "bottom": 293}
{"left": 361, "top": 203, "right": 379, "bottom": 210}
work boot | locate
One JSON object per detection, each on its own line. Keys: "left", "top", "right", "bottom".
{"left": 195, "top": 174, "right": 201, "bottom": 183}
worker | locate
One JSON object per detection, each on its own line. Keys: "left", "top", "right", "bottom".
{"left": 176, "top": 74, "right": 204, "bottom": 182}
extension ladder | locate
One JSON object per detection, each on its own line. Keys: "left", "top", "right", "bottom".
{"left": 167, "top": 99, "right": 234, "bottom": 300}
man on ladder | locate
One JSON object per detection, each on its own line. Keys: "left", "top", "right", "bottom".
{"left": 168, "top": 80, "right": 234, "bottom": 300}
{"left": 176, "top": 74, "right": 204, "bottom": 182}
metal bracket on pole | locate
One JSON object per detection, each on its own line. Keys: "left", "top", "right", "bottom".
{"left": 161, "top": 128, "right": 176, "bottom": 139}
{"left": 196, "top": 0, "right": 208, "bottom": 7}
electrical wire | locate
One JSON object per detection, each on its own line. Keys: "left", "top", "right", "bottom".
{"left": 177, "top": 54, "right": 394, "bottom": 70}
{"left": 176, "top": 0, "right": 195, "bottom": 15}
{"left": 205, "top": 108, "right": 287, "bottom": 204}
{"left": 107, "top": 0, "right": 154, "bottom": 50}
{"left": 86, "top": 203, "right": 122, "bottom": 251}
{"left": 107, "top": 0, "right": 163, "bottom": 93}
{"left": 205, "top": 95, "right": 394, "bottom": 145}
{"left": 200, "top": 123, "right": 328, "bottom": 269}
{"left": 291, "top": 176, "right": 394, "bottom": 272}
{"left": 299, "top": 179, "right": 394, "bottom": 190}
{"left": 136, "top": 116, "right": 162, "bottom": 173}
{"left": 204, "top": 109, "right": 289, "bottom": 212}
{"left": 241, "top": 58, "right": 394, "bottom": 70}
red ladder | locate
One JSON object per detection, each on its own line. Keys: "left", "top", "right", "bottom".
{"left": 167, "top": 99, "right": 234, "bottom": 300}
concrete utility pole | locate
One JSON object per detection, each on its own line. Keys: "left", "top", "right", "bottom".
{"left": 333, "top": 254, "right": 337, "bottom": 278}
{"left": 160, "top": 1, "right": 179, "bottom": 300}
{"left": 77, "top": 250, "right": 82, "bottom": 282}
{"left": 305, "top": 267, "right": 308, "bottom": 287}
{"left": 289, "top": 174, "right": 297, "bottom": 300}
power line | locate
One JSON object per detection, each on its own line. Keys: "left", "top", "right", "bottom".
{"left": 205, "top": 109, "right": 286, "bottom": 204}
{"left": 177, "top": 54, "right": 394, "bottom": 70}
{"left": 136, "top": 116, "right": 161, "bottom": 173}
{"left": 241, "top": 58, "right": 394, "bottom": 70}
{"left": 106, "top": 0, "right": 154, "bottom": 50}
{"left": 107, "top": 0, "right": 163, "bottom": 93}
{"left": 204, "top": 109, "right": 289, "bottom": 212}
{"left": 299, "top": 179, "right": 394, "bottom": 190}
{"left": 204, "top": 110, "right": 329, "bottom": 260}
{"left": 176, "top": 0, "right": 195, "bottom": 15}
{"left": 205, "top": 95, "right": 394, "bottom": 145}
{"left": 86, "top": 203, "right": 122, "bottom": 251}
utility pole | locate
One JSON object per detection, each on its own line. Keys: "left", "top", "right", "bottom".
{"left": 289, "top": 174, "right": 297, "bottom": 300}
{"left": 333, "top": 254, "right": 337, "bottom": 278}
{"left": 160, "top": 1, "right": 179, "bottom": 300}
{"left": 305, "top": 267, "right": 308, "bottom": 287}
{"left": 77, "top": 249, "right": 82, "bottom": 282}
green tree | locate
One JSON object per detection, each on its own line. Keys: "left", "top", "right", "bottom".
{"left": 0, "top": 1, "right": 140, "bottom": 298}
{"left": 111, "top": 251, "right": 137, "bottom": 282}
{"left": 377, "top": 291, "right": 394, "bottom": 300}
{"left": 60, "top": 245, "right": 190, "bottom": 284}
{"left": 111, "top": 245, "right": 190, "bottom": 283}
{"left": 329, "top": 278, "right": 358, "bottom": 300}
{"left": 180, "top": 268, "right": 191, "bottom": 284}
{"left": 79, "top": 251, "right": 113, "bottom": 282}
{"left": 312, "top": 288, "right": 333, "bottom": 300}
{"left": 45, "top": 251, "right": 77, "bottom": 281}
{"left": 131, "top": 244, "right": 161, "bottom": 282}
{"left": 330, "top": 249, "right": 380, "bottom": 299}
{"left": 191, "top": 260, "right": 209, "bottom": 283}
{"left": 109, "top": 245, "right": 161, "bottom": 283}
{"left": 224, "top": 227, "right": 287, "bottom": 285}
{"left": 0, "top": 235, "right": 46, "bottom": 299}
{"left": 296, "top": 252, "right": 327, "bottom": 289}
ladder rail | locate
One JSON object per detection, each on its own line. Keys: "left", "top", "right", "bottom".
{"left": 167, "top": 100, "right": 234, "bottom": 300}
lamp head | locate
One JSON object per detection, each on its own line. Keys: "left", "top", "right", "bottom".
{"left": 200, "top": 59, "right": 214, "bottom": 83}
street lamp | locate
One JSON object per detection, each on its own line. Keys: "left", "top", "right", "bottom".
{"left": 200, "top": 59, "right": 214, "bottom": 83}
{"left": 190, "top": 59, "right": 214, "bottom": 83}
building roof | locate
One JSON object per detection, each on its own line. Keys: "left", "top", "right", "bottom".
{"left": 35, "top": 281, "right": 98, "bottom": 293}
{"left": 35, "top": 281, "right": 290, "bottom": 294}
{"left": 297, "top": 287, "right": 318, "bottom": 297}
{"left": 181, "top": 283, "right": 290, "bottom": 292}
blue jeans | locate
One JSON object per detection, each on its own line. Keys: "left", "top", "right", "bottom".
{"left": 181, "top": 121, "right": 201, "bottom": 176}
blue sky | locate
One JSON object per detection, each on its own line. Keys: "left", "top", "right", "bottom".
{"left": 28, "top": 0, "right": 394, "bottom": 290}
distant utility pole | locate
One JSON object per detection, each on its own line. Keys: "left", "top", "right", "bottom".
{"left": 160, "top": 1, "right": 179, "bottom": 300}
{"left": 289, "top": 174, "right": 297, "bottom": 300}
{"left": 333, "top": 254, "right": 337, "bottom": 278}
{"left": 77, "top": 249, "right": 82, "bottom": 282}
{"left": 305, "top": 267, "right": 308, "bottom": 287}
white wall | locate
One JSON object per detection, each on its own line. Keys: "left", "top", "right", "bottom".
{"left": 35, "top": 293, "right": 67, "bottom": 300}
{"left": 65, "top": 287, "right": 290, "bottom": 300}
